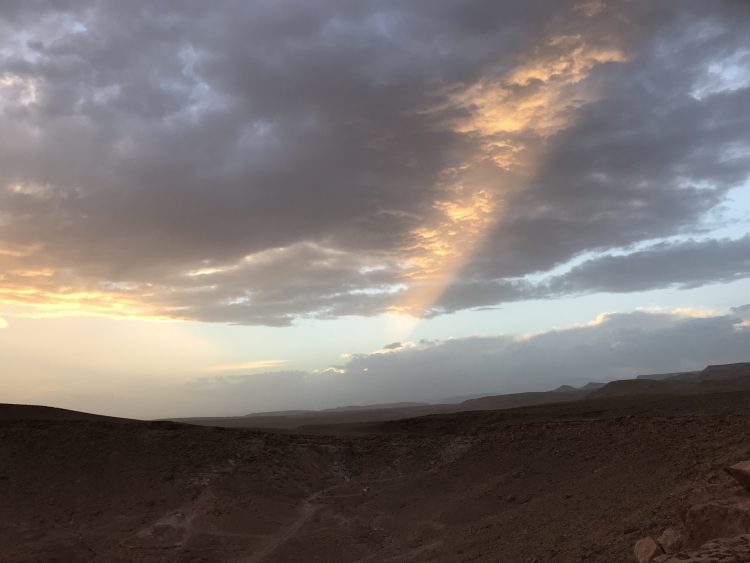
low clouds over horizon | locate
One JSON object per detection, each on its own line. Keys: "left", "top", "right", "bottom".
{"left": 73, "top": 305, "right": 750, "bottom": 418}
{"left": 1, "top": 1, "right": 749, "bottom": 325}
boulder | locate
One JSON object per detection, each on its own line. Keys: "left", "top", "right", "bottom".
{"left": 656, "top": 527, "right": 684, "bottom": 554}
{"left": 683, "top": 499, "right": 750, "bottom": 548}
{"left": 725, "top": 460, "right": 750, "bottom": 492}
{"left": 653, "top": 533, "right": 750, "bottom": 562}
{"left": 634, "top": 536, "right": 664, "bottom": 563}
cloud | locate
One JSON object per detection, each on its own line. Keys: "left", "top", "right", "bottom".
{"left": 548, "top": 235, "right": 750, "bottom": 294}
{"left": 139, "top": 306, "right": 750, "bottom": 417}
{"left": 0, "top": 317, "right": 7, "bottom": 329}
{"left": 0, "top": 1, "right": 749, "bottom": 324}
{"left": 12, "top": 305, "right": 748, "bottom": 418}
{"left": 432, "top": 234, "right": 750, "bottom": 313}
{"left": 206, "top": 360, "right": 288, "bottom": 372}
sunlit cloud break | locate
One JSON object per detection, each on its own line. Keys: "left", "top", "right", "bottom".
{"left": 0, "top": 0, "right": 748, "bottom": 329}
{"left": 388, "top": 31, "right": 628, "bottom": 330}
{"left": 207, "top": 360, "right": 289, "bottom": 373}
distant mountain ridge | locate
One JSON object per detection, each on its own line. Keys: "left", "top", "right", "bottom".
{"left": 591, "top": 363, "right": 750, "bottom": 399}
{"left": 169, "top": 361, "right": 750, "bottom": 430}
{"left": 459, "top": 390, "right": 585, "bottom": 411}
{"left": 700, "top": 363, "right": 750, "bottom": 380}
{"left": 4, "top": 364, "right": 750, "bottom": 432}
{"left": 636, "top": 371, "right": 701, "bottom": 381}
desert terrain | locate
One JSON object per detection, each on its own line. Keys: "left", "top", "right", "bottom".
{"left": 3, "top": 364, "right": 750, "bottom": 562}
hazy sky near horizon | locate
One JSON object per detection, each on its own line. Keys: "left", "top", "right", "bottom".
{"left": 1, "top": 0, "right": 750, "bottom": 417}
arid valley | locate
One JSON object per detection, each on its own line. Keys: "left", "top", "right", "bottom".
{"left": 2, "top": 1, "right": 750, "bottom": 561}
{"left": 4, "top": 364, "right": 750, "bottom": 562}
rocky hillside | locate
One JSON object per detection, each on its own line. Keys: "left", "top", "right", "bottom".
{"left": 5, "top": 391, "right": 750, "bottom": 561}
{"left": 634, "top": 460, "right": 750, "bottom": 562}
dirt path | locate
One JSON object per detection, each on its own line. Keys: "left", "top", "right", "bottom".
{"left": 244, "top": 488, "right": 329, "bottom": 563}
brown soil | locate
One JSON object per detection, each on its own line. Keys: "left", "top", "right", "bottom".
{"left": 3, "top": 391, "right": 750, "bottom": 562}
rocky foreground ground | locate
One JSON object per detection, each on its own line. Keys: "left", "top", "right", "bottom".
{"left": 632, "top": 459, "right": 750, "bottom": 562}
{"left": 4, "top": 392, "right": 750, "bottom": 562}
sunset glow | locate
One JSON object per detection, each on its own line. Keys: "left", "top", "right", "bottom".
{"left": 0, "top": 0, "right": 749, "bottom": 418}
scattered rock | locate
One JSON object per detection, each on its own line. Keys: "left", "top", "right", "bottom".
{"left": 656, "top": 527, "right": 684, "bottom": 554}
{"left": 653, "top": 533, "right": 750, "bottom": 562}
{"left": 634, "top": 536, "right": 664, "bottom": 563}
{"left": 683, "top": 499, "right": 750, "bottom": 548}
{"left": 725, "top": 460, "right": 750, "bottom": 492}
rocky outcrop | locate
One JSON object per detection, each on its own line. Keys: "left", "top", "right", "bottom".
{"left": 634, "top": 537, "right": 663, "bottom": 563}
{"left": 656, "top": 527, "right": 684, "bottom": 555}
{"left": 635, "top": 459, "right": 750, "bottom": 562}
{"left": 633, "top": 529, "right": 685, "bottom": 562}
{"left": 726, "top": 460, "right": 750, "bottom": 492}
{"left": 683, "top": 498, "right": 750, "bottom": 547}
{"left": 653, "top": 534, "right": 750, "bottom": 562}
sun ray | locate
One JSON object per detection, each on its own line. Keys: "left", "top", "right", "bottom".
{"left": 387, "top": 34, "right": 628, "bottom": 340}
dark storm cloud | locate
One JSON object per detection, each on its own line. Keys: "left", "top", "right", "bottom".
{"left": 1, "top": 0, "right": 749, "bottom": 324}
{"left": 0, "top": 0, "right": 542, "bottom": 271}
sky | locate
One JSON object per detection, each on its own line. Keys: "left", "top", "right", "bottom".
{"left": 1, "top": 0, "right": 750, "bottom": 418}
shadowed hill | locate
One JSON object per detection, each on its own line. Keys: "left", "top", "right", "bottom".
{"left": 173, "top": 404, "right": 453, "bottom": 430}
{"left": 590, "top": 363, "right": 750, "bottom": 399}
{"left": 458, "top": 389, "right": 586, "bottom": 410}
{"left": 5, "top": 391, "right": 750, "bottom": 561}
{"left": 699, "top": 362, "right": 750, "bottom": 381}
{"left": 0, "top": 403, "right": 134, "bottom": 422}
{"left": 587, "top": 378, "right": 685, "bottom": 398}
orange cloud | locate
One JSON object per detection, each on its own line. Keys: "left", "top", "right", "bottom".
{"left": 207, "top": 359, "right": 288, "bottom": 372}
{"left": 388, "top": 33, "right": 628, "bottom": 330}
{"left": 0, "top": 271, "right": 170, "bottom": 321}
{"left": 0, "top": 31, "right": 629, "bottom": 330}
